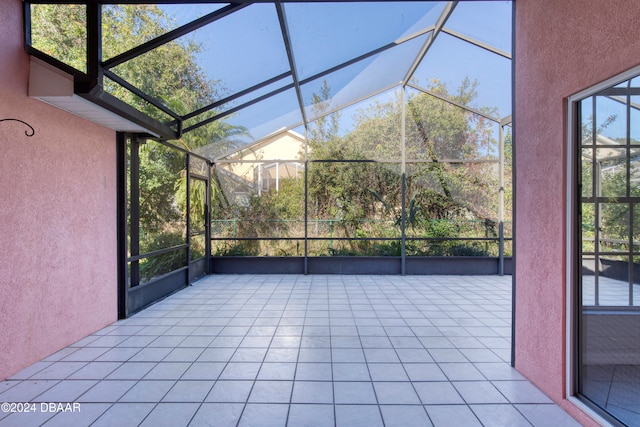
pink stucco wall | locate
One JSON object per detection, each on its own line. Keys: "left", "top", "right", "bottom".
{"left": 0, "top": 0, "right": 117, "bottom": 380}
{"left": 515, "top": 0, "right": 640, "bottom": 424}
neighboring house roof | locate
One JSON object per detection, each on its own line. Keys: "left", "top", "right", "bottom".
{"left": 217, "top": 128, "right": 306, "bottom": 162}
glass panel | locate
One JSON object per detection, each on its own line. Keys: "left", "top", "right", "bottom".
{"left": 212, "top": 162, "right": 305, "bottom": 240}
{"left": 631, "top": 148, "right": 640, "bottom": 196}
{"left": 110, "top": 3, "right": 289, "bottom": 116}
{"left": 138, "top": 249, "right": 187, "bottom": 284}
{"left": 631, "top": 95, "right": 640, "bottom": 144}
{"left": 597, "top": 255, "right": 631, "bottom": 306}
{"left": 599, "top": 203, "right": 629, "bottom": 253}
{"left": 307, "top": 162, "right": 402, "bottom": 240}
{"left": 307, "top": 239, "right": 402, "bottom": 257}
{"left": 285, "top": 2, "right": 444, "bottom": 80}
{"left": 405, "top": 87, "right": 500, "bottom": 161}
{"left": 30, "top": 4, "right": 87, "bottom": 72}
{"left": 443, "top": 1, "right": 512, "bottom": 54}
{"left": 581, "top": 203, "right": 595, "bottom": 253}
{"left": 595, "top": 95, "right": 627, "bottom": 145}
{"left": 412, "top": 32, "right": 511, "bottom": 118}
{"left": 581, "top": 97, "right": 594, "bottom": 145}
{"left": 596, "top": 96, "right": 627, "bottom": 145}
{"left": 597, "top": 148, "right": 627, "bottom": 198}
{"left": 308, "top": 88, "right": 402, "bottom": 161}
{"left": 580, "top": 300, "right": 640, "bottom": 426}
{"left": 578, "top": 77, "right": 640, "bottom": 427}
{"left": 102, "top": 4, "right": 228, "bottom": 60}
{"left": 581, "top": 148, "right": 594, "bottom": 198}
{"left": 196, "top": 88, "right": 303, "bottom": 159}
{"left": 301, "top": 34, "right": 427, "bottom": 122}
{"left": 634, "top": 205, "right": 640, "bottom": 253}
{"left": 128, "top": 140, "right": 187, "bottom": 286}
{"left": 138, "top": 140, "right": 187, "bottom": 255}
{"left": 581, "top": 272, "right": 596, "bottom": 306}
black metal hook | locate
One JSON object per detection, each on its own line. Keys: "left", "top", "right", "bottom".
{"left": 0, "top": 118, "right": 35, "bottom": 137}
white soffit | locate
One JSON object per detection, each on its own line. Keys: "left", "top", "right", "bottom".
{"left": 28, "top": 56, "right": 153, "bottom": 134}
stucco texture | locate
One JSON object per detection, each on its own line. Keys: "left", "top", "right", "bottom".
{"left": 0, "top": 0, "right": 117, "bottom": 379}
{"left": 515, "top": 0, "right": 640, "bottom": 425}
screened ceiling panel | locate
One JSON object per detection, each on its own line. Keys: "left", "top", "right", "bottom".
{"left": 301, "top": 33, "right": 428, "bottom": 123}
{"left": 196, "top": 87, "right": 303, "bottom": 159}
{"left": 284, "top": 2, "right": 444, "bottom": 80}
{"left": 182, "top": 74, "right": 295, "bottom": 131}
{"left": 102, "top": 4, "right": 229, "bottom": 60}
{"left": 412, "top": 32, "right": 511, "bottom": 118}
{"left": 442, "top": 1, "right": 512, "bottom": 55}
{"left": 110, "top": 3, "right": 290, "bottom": 116}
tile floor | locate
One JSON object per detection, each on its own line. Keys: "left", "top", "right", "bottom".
{"left": 0, "top": 275, "right": 581, "bottom": 427}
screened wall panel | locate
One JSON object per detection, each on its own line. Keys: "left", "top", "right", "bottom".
{"left": 307, "top": 161, "right": 402, "bottom": 239}
{"left": 405, "top": 162, "right": 500, "bottom": 257}
{"left": 212, "top": 159, "right": 305, "bottom": 257}
{"left": 133, "top": 140, "right": 187, "bottom": 284}
{"left": 300, "top": 34, "right": 428, "bottom": 122}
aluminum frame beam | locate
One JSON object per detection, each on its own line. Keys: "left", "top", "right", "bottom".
{"left": 276, "top": 2, "right": 309, "bottom": 128}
